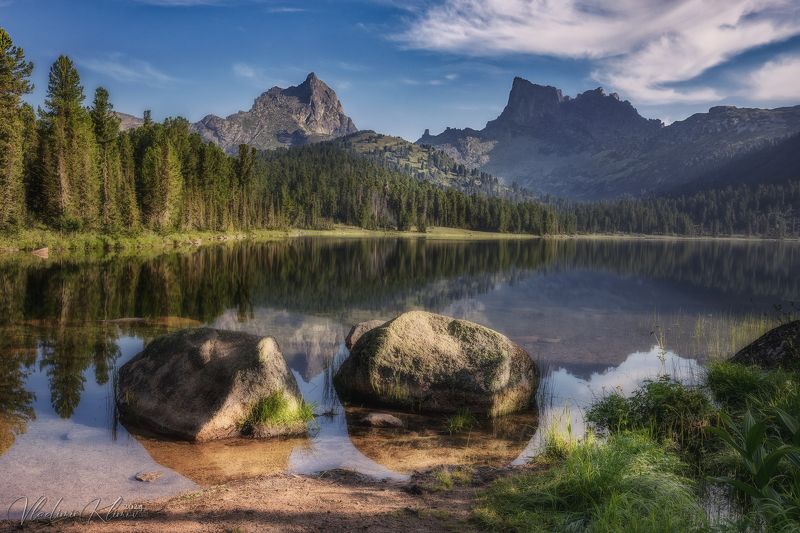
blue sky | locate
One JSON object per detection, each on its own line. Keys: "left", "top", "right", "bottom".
{"left": 3, "top": 0, "right": 800, "bottom": 140}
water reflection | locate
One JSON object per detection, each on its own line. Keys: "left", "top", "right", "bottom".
{"left": 0, "top": 237, "right": 796, "bottom": 510}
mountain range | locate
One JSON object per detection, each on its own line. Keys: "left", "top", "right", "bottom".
{"left": 419, "top": 77, "right": 800, "bottom": 199}
{"left": 117, "top": 73, "right": 800, "bottom": 200}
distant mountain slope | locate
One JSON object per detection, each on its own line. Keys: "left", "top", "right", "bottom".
{"left": 333, "top": 131, "right": 508, "bottom": 196}
{"left": 419, "top": 77, "right": 800, "bottom": 199}
{"left": 673, "top": 132, "right": 800, "bottom": 195}
{"left": 192, "top": 73, "right": 357, "bottom": 153}
{"left": 115, "top": 112, "right": 144, "bottom": 131}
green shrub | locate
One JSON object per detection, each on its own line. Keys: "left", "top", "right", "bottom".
{"left": 474, "top": 431, "right": 707, "bottom": 532}
{"left": 586, "top": 376, "right": 716, "bottom": 457}
{"left": 705, "top": 361, "right": 784, "bottom": 412}
{"left": 711, "top": 409, "right": 800, "bottom": 531}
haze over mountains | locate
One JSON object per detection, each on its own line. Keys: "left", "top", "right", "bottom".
{"left": 419, "top": 77, "right": 800, "bottom": 199}
{"left": 117, "top": 73, "right": 800, "bottom": 201}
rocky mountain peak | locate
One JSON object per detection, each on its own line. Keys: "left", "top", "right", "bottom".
{"left": 495, "top": 78, "right": 565, "bottom": 126}
{"left": 193, "top": 73, "right": 357, "bottom": 153}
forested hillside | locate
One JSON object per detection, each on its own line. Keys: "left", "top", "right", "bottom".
{"left": 560, "top": 180, "right": 800, "bottom": 237}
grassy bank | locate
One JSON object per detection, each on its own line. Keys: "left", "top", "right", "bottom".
{"left": 0, "top": 225, "right": 540, "bottom": 256}
{"left": 476, "top": 329, "right": 800, "bottom": 532}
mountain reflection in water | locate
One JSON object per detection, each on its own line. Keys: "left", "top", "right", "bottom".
{"left": 0, "top": 237, "right": 797, "bottom": 512}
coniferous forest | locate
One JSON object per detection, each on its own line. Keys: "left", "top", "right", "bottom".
{"left": 1, "top": 28, "right": 798, "bottom": 239}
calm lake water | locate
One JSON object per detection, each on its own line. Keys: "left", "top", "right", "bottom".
{"left": 1, "top": 237, "right": 798, "bottom": 514}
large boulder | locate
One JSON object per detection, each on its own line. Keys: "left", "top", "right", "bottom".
{"left": 335, "top": 311, "right": 537, "bottom": 416}
{"left": 117, "top": 328, "right": 309, "bottom": 441}
{"left": 730, "top": 321, "right": 800, "bottom": 370}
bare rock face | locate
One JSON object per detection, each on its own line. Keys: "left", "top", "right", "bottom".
{"left": 345, "top": 320, "right": 385, "bottom": 350}
{"left": 117, "top": 328, "right": 306, "bottom": 441}
{"left": 335, "top": 311, "right": 538, "bottom": 416}
{"left": 731, "top": 321, "right": 800, "bottom": 370}
{"left": 192, "top": 72, "right": 357, "bottom": 153}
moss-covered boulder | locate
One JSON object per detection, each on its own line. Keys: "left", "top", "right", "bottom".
{"left": 117, "top": 328, "right": 311, "bottom": 441}
{"left": 731, "top": 320, "right": 800, "bottom": 370}
{"left": 334, "top": 311, "right": 537, "bottom": 416}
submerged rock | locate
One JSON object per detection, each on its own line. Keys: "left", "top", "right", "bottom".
{"left": 345, "top": 320, "right": 384, "bottom": 350}
{"left": 360, "top": 412, "right": 404, "bottom": 428}
{"left": 335, "top": 311, "right": 538, "bottom": 416}
{"left": 134, "top": 470, "right": 163, "bottom": 483}
{"left": 117, "top": 328, "right": 308, "bottom": 441}
{"left": 731, "top": 320, "right": 800, "bottom": 370}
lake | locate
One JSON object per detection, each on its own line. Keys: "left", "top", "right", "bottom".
{"left": 1, "top": 237, "right": 798, "bottom": 514}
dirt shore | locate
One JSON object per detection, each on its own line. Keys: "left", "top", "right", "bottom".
{"left": 2, "top": 467, "right": 520, "bottom": 532}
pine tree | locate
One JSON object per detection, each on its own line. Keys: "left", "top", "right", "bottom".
{"left": 38, "top": 55, "right": 99, "bottom": 228}
{"left": 0, "top": 28, "right": 34, "bottom": 229}
{"left": 91, "top": 87, "right": 121, "bottom": 230}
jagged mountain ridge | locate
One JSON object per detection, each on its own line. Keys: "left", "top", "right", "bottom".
{"left": 418, "top": 77, "right": 800, "bottom": 199}
{"left": 191, "top": 72, "right": 357, "bottom": 153}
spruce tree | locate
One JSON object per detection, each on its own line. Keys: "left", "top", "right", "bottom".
{"left": 0, "top": 28, "right": 34, "bottom": 229}
{"left": 38, "top": 56, "right": 99, "bottom": 228}
{"left": 91, "top": 87, "right": 121, "bottom": 229}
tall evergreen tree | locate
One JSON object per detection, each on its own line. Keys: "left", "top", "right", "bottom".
{"left": 0, "top": 28, "right": 34, "bottom": 229}
{"left": 37, "top": 56, "right": 99, "bottom": 228}
{"left": 91, "top": 87, "right": 121, "bottom": 229}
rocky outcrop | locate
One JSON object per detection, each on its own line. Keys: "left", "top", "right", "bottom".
{"left": 192, "top": 72, "right": 357, "bottom": 153}
{"left": 345, "top": 320, "right": 384, "bottom": 350}
{"left": 418, "top": 76, "right": 800, "bottom": 199}
{"left": 335, "top": 311, "right": 537, "bottom": 416}
{"left": 117, "top": 328, "right": 307, "bottom": 441}
{"left": 730, "top": 321, "right": 800, "bottom": 370}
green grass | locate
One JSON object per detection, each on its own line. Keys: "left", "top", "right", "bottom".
{"left": 474, "top": 431, "right": 708, "bottom": 532}
{"left": 241, "top": 391, "right": 314, "bottom": 432}
{"left": 446, "top": 409, "right": 477, "bottom": 434}
{"left": 586, "top": 376, "right": 716, "bottom": 461}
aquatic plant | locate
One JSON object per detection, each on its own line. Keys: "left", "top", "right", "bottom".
{"left": 710, "top": 410, "right": 800, "bottom": 531}
{"left": 474, "top": 431, "right": 707, "bottom": 532}
{"left": 446, "top": 409, "right": 477, "bottom": 435}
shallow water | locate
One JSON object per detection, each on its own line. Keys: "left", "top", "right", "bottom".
{"left": 0, "top": 237, "right": 798, "bottom": 514}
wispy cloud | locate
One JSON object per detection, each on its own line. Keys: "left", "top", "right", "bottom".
{"left": 78, "top": 55, "right": 178, "bottom": 87}
{"left": 398, "top": 0, "right": 800, "bottom": 104}
{"left": 745, "top": 54, "right": 800, "bottom": 101}
{"left": 133, "top": 0, "right": 224, "bottom": 5}
{"left": 266, "top": 6, "right": 308, "bottom": 13}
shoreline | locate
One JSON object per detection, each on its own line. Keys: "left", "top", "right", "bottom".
{"left": 0, "top": 227, "right": 796, "bottom": 258}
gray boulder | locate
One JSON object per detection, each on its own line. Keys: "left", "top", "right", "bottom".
{"left": 117, "top": 328, "right": 308, "bottom": 441}
{"left": 731, "top": 321, "right": 800, "bottom": 370}
{"left": 335, "top": 311, "right": 537, "bottom": 416}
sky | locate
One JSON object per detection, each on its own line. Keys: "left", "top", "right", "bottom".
{"left": 2, "top": 0, "right": 800, "bottom": 140}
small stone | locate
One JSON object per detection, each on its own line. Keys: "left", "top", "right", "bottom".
{"left": 135, "top": 471, "right": 163, "bottom": 482}
{"left": 360, "top": 413, "right": 404, "bottom": 428}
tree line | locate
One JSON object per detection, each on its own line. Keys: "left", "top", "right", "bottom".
{"left": 558, "top": 180, "right": 800, "bottom": 238}
{"left": 0, "top": 29, "right": 557, "bottom": 236}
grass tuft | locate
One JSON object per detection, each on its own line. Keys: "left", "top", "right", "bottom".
{"left": 241, "top": 391, "right": 314, "bottom": 432}
{"left": 474, "top": 431, "right": 707, "bottom": 532}
{"left": 446, "top": 409, "right": 477, "bottom": 434}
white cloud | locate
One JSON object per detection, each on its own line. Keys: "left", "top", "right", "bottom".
{"left": 746, "top": 54, "right": 800, "bottom": 101}
{"left": 267, "top": 6, "right": 308, "bottom": 13}
{"left": 232, "top": 62, "right": 259, "bottom": 79}
{"left": 399, "top": 0, "right": 800, "bottom": 104}
{"left": 78, "top": 55, "right": 177, "bottom": 87}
